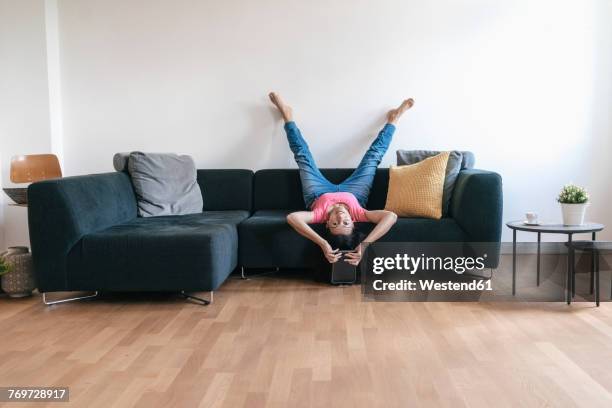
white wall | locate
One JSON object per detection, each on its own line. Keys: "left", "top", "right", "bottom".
{"left": 0, "top": 0, "right": 610, "bottom": 244}
{"left": 56, "top": 0, "right": 612, "bottom": 241}
{"left": 586, "top": 0, "right": 612, "bottom": 239}
{"left": 0, "top": 0, "right": 54, "bottom": 248}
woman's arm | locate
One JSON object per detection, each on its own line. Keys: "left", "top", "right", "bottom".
{"left": 286, "top": 211, "right": 342, "bottom": 263}
{"left": 363, "top": 210, "right": 398, "bottom": 243}
{"left": 344, "top": 210, "right": 398, "bottom": 265}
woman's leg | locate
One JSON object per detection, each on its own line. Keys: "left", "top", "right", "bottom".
{"left": 284, "top": 122, "right": 336, "bottom": 207}
{"left": 339, "top": 124, "right": 395, "bottom": 206}
{"left": 270, "top": 92, "right": 335, "bottom": 208}
{"left": 340, "top": 98, "right": 414, "bottom": 206}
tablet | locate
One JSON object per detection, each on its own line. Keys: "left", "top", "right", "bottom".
{"left": 331, "top": 251, "right": 357, "bottom": 285}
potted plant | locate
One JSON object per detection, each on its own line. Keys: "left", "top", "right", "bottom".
{"left": 0, "top": 256, "right": 10, "bottom": 295}
{"left": 557, "top": 183, "right": 589, "bottom": 226}
{"left": 0, "top": 256, "right": 10, "bottom": 277}
{"left": 0, "top": 248, "right": 35, "bottom": 297}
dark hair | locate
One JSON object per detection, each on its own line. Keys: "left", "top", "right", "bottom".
{"left": 325, "top": 228, "right": 366, "bottom": 251}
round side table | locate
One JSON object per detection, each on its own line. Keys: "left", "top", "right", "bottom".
{"left": 505, "top": 221, "right": 605, "bottom": 304}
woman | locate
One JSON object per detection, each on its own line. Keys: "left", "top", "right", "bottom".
{"left": 269, "top": 92, "right": 414, "bottom": 265}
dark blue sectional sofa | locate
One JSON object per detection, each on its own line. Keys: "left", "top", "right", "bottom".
{"left": 28, "top": 167, "right": 502, "bottom": 300}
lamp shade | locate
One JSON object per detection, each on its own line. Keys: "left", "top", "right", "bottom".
{"left": 10, "top": 154, "right": 62, "bottom": 183}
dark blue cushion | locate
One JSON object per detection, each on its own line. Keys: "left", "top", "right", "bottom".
{"left": 253, "top": 168, "right": 389, "bottom": 211}
{"left": 379, "top": 218, "right": 468, "bottom": 242}
{"left": 68, "top": 211, "right": 249, "bottom": 291}
{"left": 239, "top": 210, "right": 327, "bottom": 268}
{"left": 197, "top": 169, "right": 253, "bottom": 211}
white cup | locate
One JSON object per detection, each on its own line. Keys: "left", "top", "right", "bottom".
{"left": 526, "top": 212, "right": 538, "bottom": 224}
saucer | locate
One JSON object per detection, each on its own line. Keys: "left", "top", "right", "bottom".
{"left": 523, "top": 220, "right": 541, "bottom": 226}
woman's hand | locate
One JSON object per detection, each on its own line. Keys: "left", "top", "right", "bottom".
{"left": 320, "top": 241, "right": 341, "bottom": 263}
{"left": 344, "top": 244, "right": 363, "bottom": 266}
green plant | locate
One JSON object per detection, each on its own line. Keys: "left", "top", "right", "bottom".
{"left": 557, "top": 183, "right": 589, "bottom": 204}
{"left": 0, "top": 256, "right": 10, "bottom": 277}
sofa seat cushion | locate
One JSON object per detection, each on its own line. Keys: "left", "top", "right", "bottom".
{"left": 379, "top": 217, "right": 468, "bottom": 242}
{"left": 239, "top": 210, "right": 327, "bottom": 268}
{"left": 101, "top": 210, "right": 250, "bottom": 228}
{"left": 68, "top": 211, "right": 249, "bottom": 291}
{"left": 238, "top": 210, "right": 468, "bottom": 268}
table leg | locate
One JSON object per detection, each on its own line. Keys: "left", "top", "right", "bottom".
{"left": 512, "top": 229, "right": 517, "bottom": 296}
{"left": 590, "top": 232, "right": 596, "bottom": 294}
{"left": 567, "top": 234, "right": 573, "bottom": 305}
{"left": 569, "top": 234, "right": 576, "bottom": 298}
{"left": 537, "top": 232, "right": 541, "bottom": 286}
{"left": 595, "top": 249, "right": 600, "bottom": 307}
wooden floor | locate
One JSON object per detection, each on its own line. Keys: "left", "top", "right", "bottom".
{"left": 1, "top": 272, "right": 612, "bottom": 408}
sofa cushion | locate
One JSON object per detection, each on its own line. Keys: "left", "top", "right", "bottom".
{"left": 239, "top": 210, "right": 327, "bottom": 268}
{"left": 128, "top": 152, "right": 203, "bottom": 217}
{"left": 197, "top": 169, "right": 254, "bottom": 211}
{"left": 385, "top": 152, "right": 449, "bottom": 219}
{"left": 253, "top": 168, "right": 389, "bottom": 211}
{"left": 397, "top": 150, "right": 475, "bottom": 170}
{"left": 114, "top": 164, "right": 254, "bottom": 212}
{"left": 238, "top": 210, "right": 468, "bottom": 268}
{"left": 380, "top": 217, "right": 468, "bottom": 242}
{"left": 397, "top": 150, "right": 464, "bottom": 216}
{"left": 67, "top": 211, "right": 249, "bottom": 291}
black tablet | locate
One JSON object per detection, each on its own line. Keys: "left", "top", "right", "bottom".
{"left": 331, "top": 251, "right": 357, "bottom": 285}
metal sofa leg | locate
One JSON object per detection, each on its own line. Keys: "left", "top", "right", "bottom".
{"left": 180, "top": 291, "right": 213, "bottom": 306}
{"left": 42, "top": 291, "right": 99, "bottom": 306}
{"left": 238, "top": 266, "right": 281, "bottom": 280}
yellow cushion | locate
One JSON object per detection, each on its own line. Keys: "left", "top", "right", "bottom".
{"left": 384, "top": 151, "right": 450, "bottom": 219}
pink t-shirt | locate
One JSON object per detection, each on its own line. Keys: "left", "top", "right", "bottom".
{"left": 310, "top": 192, "right": 369, "bottom": 224}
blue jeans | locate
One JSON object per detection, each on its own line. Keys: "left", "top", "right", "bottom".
{"left": 284, "top": 121, "right": 395, "bottom": 208}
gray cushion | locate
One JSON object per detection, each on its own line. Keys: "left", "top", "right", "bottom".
{"left": 396, "top": 150, "right": 474, "bottom": 216}
{"left": 128, "top": 152, "right": 203, "bottom": 217}
{"left": 113, "top": 152, "right": 130, "bottom": 172}
{"left": 397, "top": 150, "right": 475, "bottom": 169}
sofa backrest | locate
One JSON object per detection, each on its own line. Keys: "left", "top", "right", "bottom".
{"left": 253, "top": 168, "right": 389, "bottom": 211}
{"left": 197, "top": 169, "right": 253, "bottom": 211}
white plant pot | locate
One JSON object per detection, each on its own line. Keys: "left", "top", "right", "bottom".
{"left": 560, "top": 203, "right": 588, "bottom": 226}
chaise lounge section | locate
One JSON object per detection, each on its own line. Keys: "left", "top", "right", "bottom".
{"left": 28, "top": 169, "right": 253, "bottom": 302}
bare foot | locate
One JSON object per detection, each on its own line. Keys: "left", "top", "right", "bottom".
{"left": 387, "top": 98, "right": 414, "bottom": 124}
{"left": 269, "top": 92, "right": 294, "bottom": 122}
